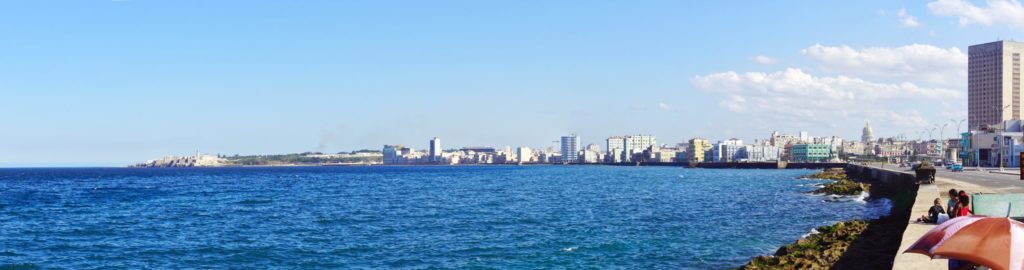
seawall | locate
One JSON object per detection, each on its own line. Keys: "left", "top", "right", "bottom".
{"left": 831, "top": 164, "right": 919, "bottom": 269}
{"left": 606, "top": 162, "right": 847, "bottom": 169}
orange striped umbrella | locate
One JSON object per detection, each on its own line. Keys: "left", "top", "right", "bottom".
{"left": 904, "top": 215, "right": 1024, "bottom": 270}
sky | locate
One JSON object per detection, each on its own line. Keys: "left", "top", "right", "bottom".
{"left": 2, "top": 0, "right": 1024, "bottom": 167}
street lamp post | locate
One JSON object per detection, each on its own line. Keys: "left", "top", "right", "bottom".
{"left": 951, "top": 118, "right": 966, "bottom": 164}
{"left": 992, "top": 104, "right": 1012, "bottom": 171}
{"left": 951, "top": 118, "right": 966, "bottom": 136}
{"left": 937, "top": 123, "right": 948, "bottom": 163}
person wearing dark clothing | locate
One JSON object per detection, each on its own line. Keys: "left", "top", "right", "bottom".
{"left": 918, "top": 198, "right": 946, "bottom": 223}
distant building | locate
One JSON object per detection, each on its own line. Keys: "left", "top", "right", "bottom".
{"left": 969, "top": 40, "right": 1024, "bottom": 130}
{"left": 460, "top": 147, "right": 497, "bottom": 153}
{"left": 429, "top": 137, "right": 442, "bottom": 163}
{"left": 791, "top": 144, "right": 831, "bottom": 162}
{"left": 383, "top": 144, "right": 425, "bottom": 164}
{"left": 561, "top": 134, "right": 581, "bottom": 163}
{"left": 712, "top": 139, "right": 745, "bottom": 162}
{"left": 606, "top": 136, "right": 625, "bottom": 163}
{"left": 604, "top": 135, "right": 656, "bottom": 162}
{"left": 623, "top": 135, "right": 657, "bottom": 162}
{"left": 968, "top": 120, "right": 1024, "bottom": 166}
{"left": 687, "top": 138, "right": 710, "bottom": 163}
{"left": 582, "top": 149, "right": 604, "bottom": 163}
{"left": 516, "top": 147, "right": 533, "bottom": 163}
{"left": 743, "top": 145, "right": 781, "bottom": 162}
{"left": 650, "top": 146, "right": 680, "bottom": 162}
{"left": 862, "top": 122, "right": 874, "bottom": 144}
{"left": 383, "top": 145, "right": 403, "bottom": 164}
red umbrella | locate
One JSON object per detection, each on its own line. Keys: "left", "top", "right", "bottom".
{"left": 904, "top": 215, "right": 1024, "bottom": 270}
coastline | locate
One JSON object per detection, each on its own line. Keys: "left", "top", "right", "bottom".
{"left": 738, "top": 165, "right": 917, "bottom": 269}
{"left": 126, "top": 162, "right": 845, "bottom": 169}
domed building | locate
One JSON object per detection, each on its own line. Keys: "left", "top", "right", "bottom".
{"left": 862, "top": 122, "right": 875, "bottom": 155}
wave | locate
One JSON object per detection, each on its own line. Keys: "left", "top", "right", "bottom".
{"left": 801, "top": 228, "right": 821, "bottom": 239}
{"left": 820, "top": 192, "right": 869, "bottom": 203}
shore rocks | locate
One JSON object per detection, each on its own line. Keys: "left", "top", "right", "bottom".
{"left": 804, "top": 168, "right": 869, "bottom": 196}
{"left": 737, "top": 220, "right": 870, "bottom": 270}
{"left": 801, "top": 168, "right": 848, "bottom": 181}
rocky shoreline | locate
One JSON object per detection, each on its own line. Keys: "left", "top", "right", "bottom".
{"left": 737, "top": 168, "right": 910, "bottom": 270}
{"left": 740, "top": 220, "right": 868, "bottom": 269}
{"left": 803, "top": 168, "right": 869, "bottom": 196}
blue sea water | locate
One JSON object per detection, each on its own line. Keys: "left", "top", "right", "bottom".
{"left": 0, "top": 166, "right": 890, "bottom": 269}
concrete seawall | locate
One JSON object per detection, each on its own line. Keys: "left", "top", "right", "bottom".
{"left": 845, "top": 164, "right": 918, "bottom": 196}
{"left": 841, "top": 164, "right": 921, "bottom": 269}
{"left": 604, "top": 162, "right": 847, "bottom": 169}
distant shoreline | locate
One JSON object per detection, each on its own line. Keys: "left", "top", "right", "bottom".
{"left": 123, "top": 162, "right": 848, "bottom": 169}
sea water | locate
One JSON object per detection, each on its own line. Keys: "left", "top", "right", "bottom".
{"left": 0, "top": 166, "right": 890, "bottom": 269}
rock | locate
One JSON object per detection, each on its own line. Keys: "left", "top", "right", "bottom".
{"left": 735, "top": 220, "right": 870, "bottom": 270}
{"left": 774, "top": 246, "right": 788, "bottom": 256}
{"left": 803, "top": 169, "right": 870, "bottom": 196}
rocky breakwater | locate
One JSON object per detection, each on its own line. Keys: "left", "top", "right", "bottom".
{"left": 131, "top": 154, "right": 226, "bottom": 167}
{"left": 738, "top": 167, "right": 911, "bottom": 270}
{"left": 806, "top": 168, "right": 868, "bottom": 196}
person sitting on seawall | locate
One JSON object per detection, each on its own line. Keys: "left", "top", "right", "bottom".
{"left": 954, "top": 191, "right": 973, "bottom": 217}
{"left": 946, "top": 189, "right": 958, "bottom": 215}
{"left": 916, "top": 198, "right": 946, "bottom": 223}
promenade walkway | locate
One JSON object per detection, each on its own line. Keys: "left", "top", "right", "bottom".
{"left": 882, "top": 165, "right": 1024, "bottom": 269}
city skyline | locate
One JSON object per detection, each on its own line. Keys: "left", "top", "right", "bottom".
{"left": 4, "top": 1, "right": 1023, "bottom": 166}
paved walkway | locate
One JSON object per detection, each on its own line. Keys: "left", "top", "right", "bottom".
{"left": 884, "top": 166, "right": 1024, "bottom": 269}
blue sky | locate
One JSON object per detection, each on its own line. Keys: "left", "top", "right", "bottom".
{"left": 2, "top": 0, "right": 1023, "bottom": 166}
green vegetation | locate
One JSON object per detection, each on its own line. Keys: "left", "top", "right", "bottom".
{"left": 800, "top": 168, "right": 847, "bottom": 181}
{"left": 223, "top": 153, "right": 381, "bottom": 166}
{"left": 802, "top": 168, "right": 869, "bottom": 196}
{"left": 738, "top": 220, "right": 869, "bottom": 270}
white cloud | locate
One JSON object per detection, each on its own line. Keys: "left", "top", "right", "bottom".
{"left": 752, "top": 55, "right": 777, "bottom": 65}
{"left": 928, "top": 0, "right": 1024, "bottom": 28}
{"left": 801, "top": 44, "right": 966, "bottom": 87}
{"left": 692, "top": 68, "right": 963, "bottom": 130}
{"left": 898, "top": 8, "right": 922, "bottom": 27}
{"left": 719, "top": 95, "right": 747, "bottom": 112}
{"left": 694, "top": 68, "right": 960, "bottom": 101}
{"left": 658, "top": 102, "right": 672, "bottom": 111}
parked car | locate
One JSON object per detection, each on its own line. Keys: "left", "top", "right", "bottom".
{"left": 951, "top": 164, "right": 963, "bottom": 172}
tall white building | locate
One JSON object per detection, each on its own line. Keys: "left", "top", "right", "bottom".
{"left": 623, "top": 135, "right": 657, "bottom": 162}
{"left": 712, "top": 139, "right": 745, "bottom": 162}
{"left": 516, "top": 147, "right": 533, "bottom": 163}
{"left": 969, "top": 40, "right": 1024, "bottom": 130}
{"left": 606, "top": 136, "right": 624, "bottom": 151}
{"left": 606, "top": 136, "right": 624, "bottom": 163}
{"left": 429, "top": 137, "right": 442, "bottom": 163}
{"left": 560, "top": 134, "right": 581, "bottom": 163}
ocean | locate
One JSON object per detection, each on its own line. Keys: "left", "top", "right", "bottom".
{"left": 0, "top": 166, "right": 890, "bottom": 269}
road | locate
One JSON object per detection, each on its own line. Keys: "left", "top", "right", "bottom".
{"left": 877, "top": 165, "right": 1024, "bottom": 193}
